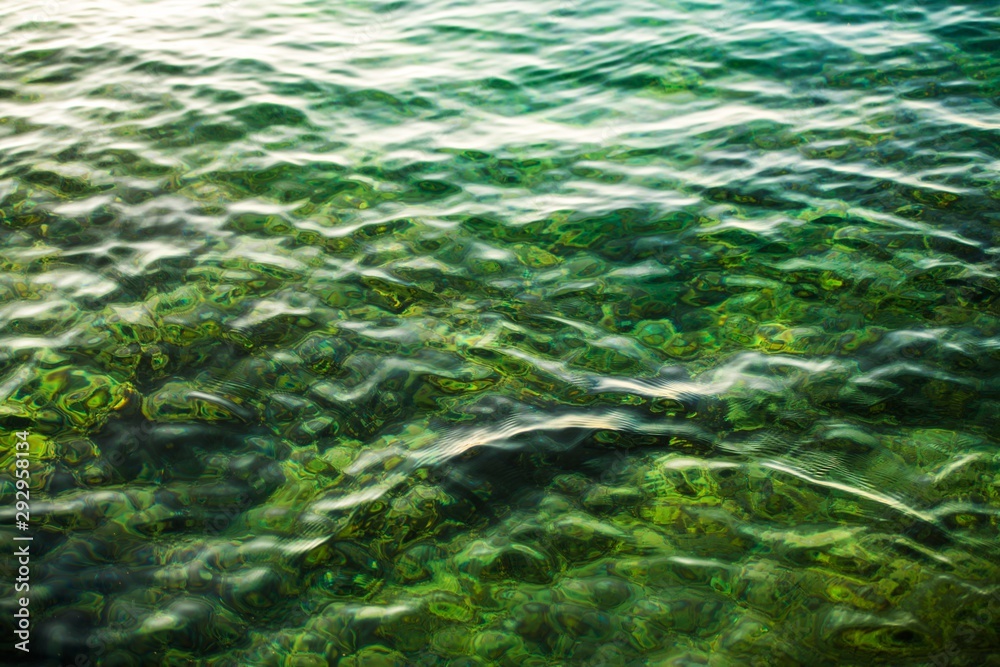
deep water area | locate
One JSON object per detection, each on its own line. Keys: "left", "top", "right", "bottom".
{"left": 1, "top": 0, "right": 1000, "bottom": 665}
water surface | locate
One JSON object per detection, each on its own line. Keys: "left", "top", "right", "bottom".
{"left": 1, "top": 0, "right": 999, "bottom": 665}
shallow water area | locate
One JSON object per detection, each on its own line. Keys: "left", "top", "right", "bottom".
{"left": 1, "top": 0, "right": 999, "bottom": 665}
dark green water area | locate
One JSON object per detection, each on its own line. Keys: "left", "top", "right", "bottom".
{"left": 1, "top": 0, "right": 999, "bottom": 665}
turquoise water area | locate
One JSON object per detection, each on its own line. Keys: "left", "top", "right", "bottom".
{"left": 1, "top": 0, "right": 999, "bottom": 665}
